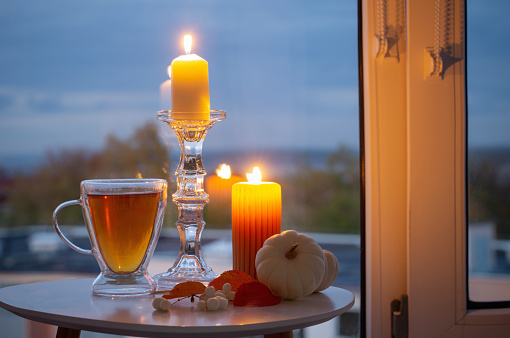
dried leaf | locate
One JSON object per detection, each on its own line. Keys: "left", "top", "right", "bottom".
{"left": 209, "top": 270, "right": 255, "bottom": 292}
{"left": 233, "top": 281, "right": 281, "bottom": 307}
{"left": 162, "top": 281, "right": 206, "bottom": 299}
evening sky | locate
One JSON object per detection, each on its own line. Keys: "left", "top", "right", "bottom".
{"left": 0, "top": 0, "right": 508, "bottom": 167}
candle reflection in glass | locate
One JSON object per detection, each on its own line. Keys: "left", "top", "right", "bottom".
{"left": 205, "top": 164, "right": 242, "bottom": 227}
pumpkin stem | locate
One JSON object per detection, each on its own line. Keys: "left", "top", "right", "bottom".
{"left": 285, "top": 243, "right": 299, "bottom": 260}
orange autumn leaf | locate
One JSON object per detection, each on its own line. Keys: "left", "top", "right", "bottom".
{"left": 209, "top": 270, "right": 255, "bottom": 292}
{"left": 162, "top": 281, "right": 206, "bottom": 299}
{"left": 233, "top": 281, "right": 281, "bottom": 307}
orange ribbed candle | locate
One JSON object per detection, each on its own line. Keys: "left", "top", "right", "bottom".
{"left": 232, "top": 167, "right": 281, "bottom": 279}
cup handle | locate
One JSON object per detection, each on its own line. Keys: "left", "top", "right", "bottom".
{"left": 52, "top": 199, "right": 92, "bottom": 255}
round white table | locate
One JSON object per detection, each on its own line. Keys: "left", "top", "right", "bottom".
{"left": 0, "top": 278, "right": 354, "bottom": 338}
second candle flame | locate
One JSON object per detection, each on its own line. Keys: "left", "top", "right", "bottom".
{"left": 184, "top": 35, "right": 192, "bottom": 55}
{"left": 247, "top": 167, "right": 262, "bottom": 184}
{"left": 217, "top": 164, "right": 231, "bottom": 179}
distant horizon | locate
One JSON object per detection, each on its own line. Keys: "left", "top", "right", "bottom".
{"left": 0, "top": 144, "right": 352, "bottom": 173}
{"left": 3, "top": 142, "right": 510, "bottom": 175}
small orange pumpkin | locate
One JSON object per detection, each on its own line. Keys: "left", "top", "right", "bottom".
{"left": 314, "top": 250, "right": 339, "bottom": 292}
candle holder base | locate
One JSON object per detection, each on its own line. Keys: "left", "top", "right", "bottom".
{"left": 154, "top": 110, "right": 226, "bottom": 289}
{"left": 153, "top": 260, "right": 218, "bottom": 289}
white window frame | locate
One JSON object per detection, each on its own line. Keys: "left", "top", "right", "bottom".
{"left": 362, "top": 0, "right": 510, "bottom": 336}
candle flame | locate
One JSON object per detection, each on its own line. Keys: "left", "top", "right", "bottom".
{"left": 247, "top": 167, "right": 262, "bottom": 184}
{"left": 167, "top": 65, "right": 171, "bottom": 79}
{"left": 217, "top": 164, "right": 231, "bottom": 179}
{"left": 184, "top": 35, "right": 192, "bottom": 55}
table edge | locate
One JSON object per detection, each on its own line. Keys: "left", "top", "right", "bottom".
{"left": 0, "top": 280, "right": 355, "bottom": 337}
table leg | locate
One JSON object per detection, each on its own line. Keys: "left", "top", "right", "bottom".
{"left": 25, "top": 319, "right": 56, "bottom": 338}
{"left": 264, "top": 331, "right": 293, "bottom": 338}
{"left": 56, "top": 326, "right": 81, "bottom": 338}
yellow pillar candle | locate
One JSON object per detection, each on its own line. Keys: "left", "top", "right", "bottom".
{"left": 171, "top": 35, "right": 210, "bottom": 120}
{"left": 232, "top": 167, "right": 282, "bottom": 279}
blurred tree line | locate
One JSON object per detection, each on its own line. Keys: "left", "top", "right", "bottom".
{"left": 281, "top": 146, "right": 360, "bottom": 234}
{"left": 0, "top": 121, "right": 362, "bottom": 234}
{"left": 1, "top": 122, "right": 172, "bottom": 226}
{"left": 0, "top": 118, "right": 360, "bottom": 234}
{"left": 468, "top": 150, "right": 510, "bottom": 239}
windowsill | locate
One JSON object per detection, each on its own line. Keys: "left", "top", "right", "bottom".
{"left": 469, "top": 274, "right": 510, "bottom": 302}
{"left": 461, "top": 308, "right": 510, "bottom": 325}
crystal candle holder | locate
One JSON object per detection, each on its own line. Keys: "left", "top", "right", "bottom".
{"left": 155, "top": 110, "right": 226, "bottom": 288}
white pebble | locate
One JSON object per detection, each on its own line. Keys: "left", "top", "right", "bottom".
{"left": 215, "top": 290, "right": 226, "bottom": 298}
{"left": 205, "top": 286, "right": 216, "bottom": 298}
{"left": 207, "top": 297, "right": 220, "bottom": 311}
{"left": 218, "top": 297, "right": 229, "bottom": 310}
{"left": 222, "top": 283, "right": 232, "bottom": 293}
{"left": 152, "top": 297, "right": 163, "bottom": 310}
{"left": 197, "top": 300, "right": 207, "bottom": 310}
{"left": 159, "top": 298, "right": 172, "bottom": 311}
{"left": 199, "top": 294, "right": 209, "bottom": 301}
{"left": 226, "top": 291, "right": 236, "bottom": 301}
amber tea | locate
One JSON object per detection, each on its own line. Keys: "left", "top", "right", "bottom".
{"left": 87, "top": 192, "right": 160, "bottom": 274}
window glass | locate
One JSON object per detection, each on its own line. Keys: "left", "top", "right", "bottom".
{"left": 0, "top": 0, "right": 360, "bottom": 336}
{"left": 467, "top": 0, "right": 510, "bottom": 303}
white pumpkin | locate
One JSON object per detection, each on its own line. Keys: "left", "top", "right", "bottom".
{"left": 255, "top": 230, "right": 326, "bottom": 300}
{"left": 314, "top": 250, "right": 339, "bottom": 292}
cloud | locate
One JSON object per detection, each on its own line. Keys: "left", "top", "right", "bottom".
{"left": 0, "top": 95, "right": 158, "bottom": 157}
{"left": 469, "top": 112, "right": 510, "bottom": 147}
{"left": 0, "top": 110, "right": 151, "bottom": 157}
{"left": 306, "top": 87, "right": 359, "bottom": 111}
{"left": 0, "top": 86, "right": 160, "bottom": 157}
{"left": 0, "top": 87, "right": 157, "bottom": 116}
{"left": 27, "top": 94, "right": 66, "bottom": 113}
{"left": 0, "top": 92, "right": 14, "bottom": 111}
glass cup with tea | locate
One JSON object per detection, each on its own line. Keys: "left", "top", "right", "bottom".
{"left": 52, "top": 179, "right": 167, "bottom": 296}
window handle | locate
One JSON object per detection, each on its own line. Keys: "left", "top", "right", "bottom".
{"left": 391, "top": 294, "right": 409, "bottom": 338}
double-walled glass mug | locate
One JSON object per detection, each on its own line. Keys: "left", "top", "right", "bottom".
{"left": 53, "top": 179, "right": 167, "bottom": 297}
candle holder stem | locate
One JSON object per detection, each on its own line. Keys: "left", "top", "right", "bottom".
{"left": 155, "top": 110, "right": 226, "bottom": 288}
